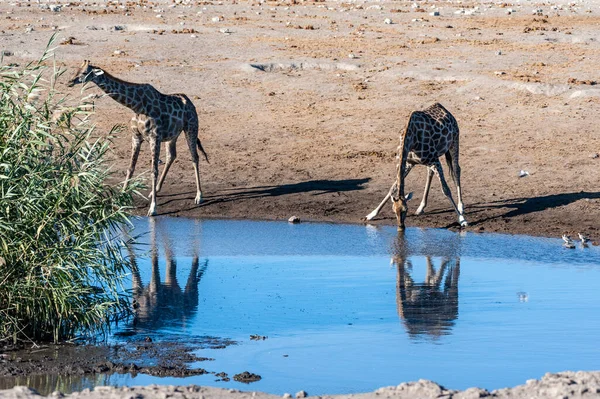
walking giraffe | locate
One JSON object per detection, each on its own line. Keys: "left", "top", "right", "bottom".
{"left": 365, "top": 103, "right": 467, "bottom": 230}
{"left": 68, "top": 60, "right": 209, "bottom": 216}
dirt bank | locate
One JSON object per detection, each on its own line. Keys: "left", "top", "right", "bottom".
{"left": 1, "top": 371, "right": 600, "bottom": 399}
{"left": 1, "top": 0, "right": 600, "bottom": 240}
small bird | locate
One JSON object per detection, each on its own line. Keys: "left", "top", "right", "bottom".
{"left": 562, "top": 234, "right": 575, "bottom": 249}
{"left": 578, "top": 233, "right": 590, "bottom": 247}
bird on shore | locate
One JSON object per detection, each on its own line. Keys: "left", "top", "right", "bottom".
{"left": 578, "top": 233, "right": 590, "bottom": 247}
{"left": 562, "top": 234, "right": 576, "bottom": 249}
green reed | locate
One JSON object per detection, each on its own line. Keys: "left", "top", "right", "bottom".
{"left": 0, "top": 37, "right": 142, "bottom": 343}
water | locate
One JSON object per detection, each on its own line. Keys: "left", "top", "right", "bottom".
{"left": 3, "top": 217, "right": 600, "bottom": 395}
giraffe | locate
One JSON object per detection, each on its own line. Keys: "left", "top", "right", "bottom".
{"left": 67, "top": 60, "right": 209, "bottom": 217}
{"left": 365, "top": 103, "right": 467, "bottom": 230}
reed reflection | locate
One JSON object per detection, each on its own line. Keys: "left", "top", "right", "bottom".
{"left": 392, "top": 232, "right": 460, "bottom": 339}
{"left": 129, "top": 219, "right": 207, "bottom": 331}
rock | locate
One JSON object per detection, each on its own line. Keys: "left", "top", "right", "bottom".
{"left": 590, "top": 153, "right": 599, "bottom": 159}
{"left": 283, "top": 394, "right": 292, "bottom": 399}
{"left": 288, "top": 216, "right": 300, "bottom": 224}
{"left": 49, "top": 4, "right": 62, "bottom": 12}
{"left": 219, "top": 28, "right": 232, "bottom": 34}
{"left": 233, "top": 371, "right": 261, "bottom": 383}
{"left": 295, "top": 391, "right": 308, "bottom": 398}
{"left": 384, "top": 18, "right": 392, "bottom": 24}
{"left": 2, "top": 50, "right": 13, "bottom": 57}
{"left": 211, "top": 16, "right": 223, "bottom": 22}
{"left": 429, "top": 10, "right": 440, "bottom": 16}
{"left": 112, "top": 25, "right": 126, "bottom": 31}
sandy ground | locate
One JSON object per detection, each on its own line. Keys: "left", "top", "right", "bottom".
{"left": 1, "top": 0, "right": 600, "bottom": 240}
{"left": 1, "top": 371, "right": 600, "bottom": 398}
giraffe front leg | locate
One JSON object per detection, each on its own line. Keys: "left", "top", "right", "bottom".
{"left": 124, "top": 133, "right": 142, "bottom": 190}
{"left": 148, "top": 139, "right": 160, "bottom": 217}
{"left": 415, "top": 167, "right": 434, "bottom": 216}
{"left": 157, "top": 140, "right": 177, "bottom": 192}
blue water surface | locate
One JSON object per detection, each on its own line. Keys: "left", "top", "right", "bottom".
{"left": 104, "top": 218, "right": 600, "bottom": 394}
{"left": 4, "top": 217, "right": 600, "bottom": 395}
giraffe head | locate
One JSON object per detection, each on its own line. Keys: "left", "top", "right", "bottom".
{"left": 392, "top": 190, "right": 413, "bottom": 231}
{"left": 67, "top": 60, "right": 104, "bottom": 87}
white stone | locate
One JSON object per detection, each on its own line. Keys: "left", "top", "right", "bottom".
{"left": 384, "top": 18, "right": 392, "bottom": 24}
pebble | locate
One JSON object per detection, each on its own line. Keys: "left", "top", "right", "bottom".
{"left": 49, "top": 4, "right": 61, "bottom": 12}
{"left": 591, "top": 153, "right": 599, "bottom": 159}
{"left": 384, "top": 18, "right": 392, "bottom": 24}
{"left": 211, "top": 16, "right": 222, "bottom": 22}
{"left": 429, "top": 10, "right": 440, "bottom": 16}
{"left": 220, "top": 28, "right": 232, "bottom": 34}
{"left": 288, "top": 216, "right": 300, "bottom": 224}
{"left": 494, "top": 71, "right": 506, "bottom": 76}
{"left": 296, "top": 391, "right": 308, "bottom": 398}
{"left": 283, "top": 394, "right": 292, "bottom": 399}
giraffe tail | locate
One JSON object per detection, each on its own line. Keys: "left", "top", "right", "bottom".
{"left": 197, "top": 138, "right": 209, "bottom": 163}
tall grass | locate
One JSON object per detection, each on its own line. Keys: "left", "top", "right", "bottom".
{"left": 0, "top": 38, "right": 142, "bottom": 343}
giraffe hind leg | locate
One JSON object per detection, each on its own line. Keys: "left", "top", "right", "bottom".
{"left": 444, "top": 147, "right": 466, "bottom": 219}
{"left": 183, "top": 117, "right": 203, "bottom": 205}
{"left": 432, "top": 160, "right": 467, "bottom": 227}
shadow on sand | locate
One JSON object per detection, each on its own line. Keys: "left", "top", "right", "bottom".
{"left": 157, "top": 178, "right": 370, "bottom": 215}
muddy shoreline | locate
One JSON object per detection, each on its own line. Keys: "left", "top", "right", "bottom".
{"left": 2, "top": 372, "right": 600, "bottom": 399}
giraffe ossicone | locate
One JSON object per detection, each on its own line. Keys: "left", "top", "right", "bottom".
{"left": 68, "top": 60, "right": 209, "bottom": 217}
{"left": 365, "top": 103, "right": 467, "bottom": 230}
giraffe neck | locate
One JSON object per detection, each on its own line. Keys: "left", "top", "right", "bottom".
{"left": 92, "top": 69, "right": 148, "bottom": 114}
{"left": 396, "top": 121, "right": 412, "bottom": 198}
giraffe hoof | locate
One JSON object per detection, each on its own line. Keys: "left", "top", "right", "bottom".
{"left": 147, "top": 208, "right": 157, "bottom": 217}
{"left": 459, "top": 216, "right": 468, "bottom": 227}
{"left": 365, "top": 210, "right": 377, "bottom": 221}
{"left": 194, "top": 196, "right": 203, "bottom": 205}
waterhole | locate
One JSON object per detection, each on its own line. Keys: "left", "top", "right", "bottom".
{"left": 1, "top": 218, "right": 599, "bottom": 395}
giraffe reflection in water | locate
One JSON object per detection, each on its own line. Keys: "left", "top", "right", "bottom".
{"left": 129, "top": 219, "right": 207, "bottom": 331}
{"left": 392, "top": 233, "right": 460, "bottom": 339}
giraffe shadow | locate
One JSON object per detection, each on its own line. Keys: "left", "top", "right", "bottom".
{"left": 466, "top": 191, "right": 600, "bottom": 226}
{"left": 405, "top": 191, "right": 600, "bottom": 228}
{"left": 157, "top": 178, "right": 370, "bottom": 215}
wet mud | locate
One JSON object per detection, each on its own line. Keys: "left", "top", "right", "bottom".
{"left": 0, "top": 336, "right": 234, "bottom": 380}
